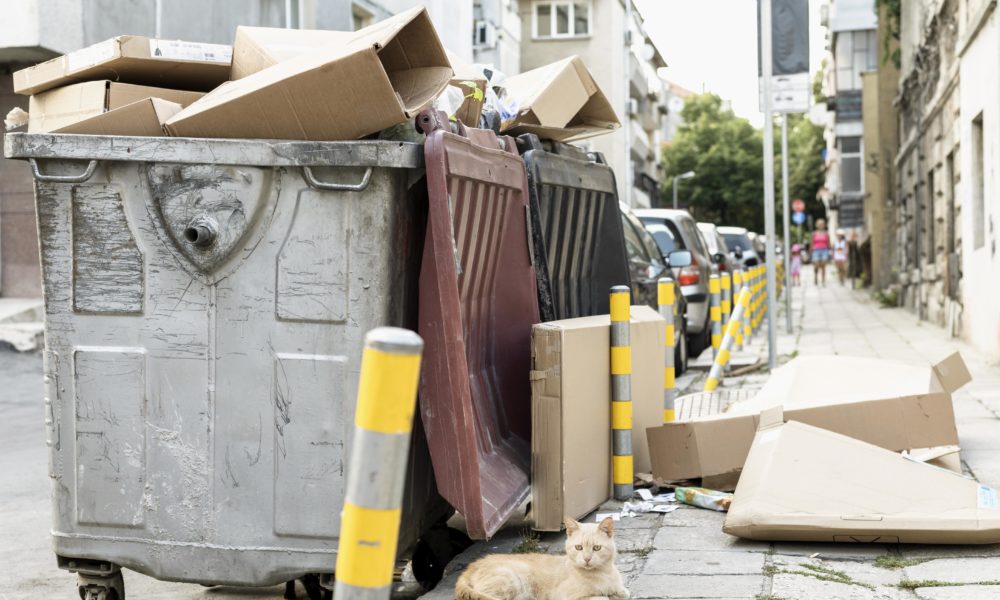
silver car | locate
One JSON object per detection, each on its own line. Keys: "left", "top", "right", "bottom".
{"left": 718, "top": 226, "right": 762, "bottom": 268}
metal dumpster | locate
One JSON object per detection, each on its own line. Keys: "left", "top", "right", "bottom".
{"left": 516, "top": 133, "right": 629, "bottom": 323}
{"left": 3, "top": 132, "right": 450, "bottom": 594}
{"left": 415, "top": 112, "right": 540, "bottom": 540}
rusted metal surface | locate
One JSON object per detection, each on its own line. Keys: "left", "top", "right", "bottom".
{"left": 516, "top": 134, "right": 629, "bottom": 322}
{"left": 5, "top": 133, "right": 448, "bottom": 587}
{"left": 416, "top": 111, "right": 540, "bottom": 540}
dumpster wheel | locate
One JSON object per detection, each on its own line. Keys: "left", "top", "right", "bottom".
{"left": 78, "top": 571, "right": 124, "bottom": 600}
{"left": 410, "top": 525, "right": 473, "bottom": 589}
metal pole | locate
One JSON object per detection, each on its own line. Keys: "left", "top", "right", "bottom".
{"left": 623, "top": 0, "right": 633, "bottom": 207}
{"left": 781, "top": 117, "right": 792, "bottom": 334}
{"left": 335, "top": 327, "right": 423, "bottom": 600}
{"left": 610, "top": 285, "right": 633, "bottom": 500}
{"left": 658, "top": 278, "right": 676, "bottom": 423}
{"left": 672, "top": 177, "right": 678, "bottom": 209}
{"left": 761, "top": 0, "right": 777, "bottom": 370}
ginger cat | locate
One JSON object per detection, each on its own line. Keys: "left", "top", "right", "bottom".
{"left": 454, "top": 517, "right": 629, "bottom": 600}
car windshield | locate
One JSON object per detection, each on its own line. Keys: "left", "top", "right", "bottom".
{"left": 722, "top": 233, "right": 752, "bottom": 252}
{"left": 642, "top": 222, "right": 676, "bottom": 255}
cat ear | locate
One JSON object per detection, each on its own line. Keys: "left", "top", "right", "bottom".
{"left": 597, "top": 516, "right": 615, "bottom": 537}
{"left": 564, "top": 518, "right": 580, "bottom": 535}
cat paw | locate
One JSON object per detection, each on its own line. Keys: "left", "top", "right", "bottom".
{"left": 611, "top": 588, "right": 630, "bottom": 600}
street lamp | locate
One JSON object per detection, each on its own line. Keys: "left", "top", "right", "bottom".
{"left": 672, "top": 171, "right": 695, "bottom": 209}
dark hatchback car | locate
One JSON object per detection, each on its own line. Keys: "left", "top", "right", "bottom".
{"left": 620, "top": 205, "right": 690, "bottom": 373}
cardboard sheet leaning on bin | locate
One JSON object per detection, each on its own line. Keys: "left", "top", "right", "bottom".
{"left": 165, "top": 6, "right": 453, "bottom": 141}
{"left": 646, "top": 352, "right": 971, "bottom": 490}
{"left": 499, "top": 55, "right": 620, "bottom": 142}
{"left": 724, "top": 410, "right": 1000, "bottom": 545}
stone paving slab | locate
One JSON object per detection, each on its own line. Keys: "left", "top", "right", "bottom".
{"left": 641, "top": 550, "right": 765, "bottom": 576}
{"left": 902, "top": 557, "right": 1000, "bottom": 584}
{"left": 769, "top": 572, "right": 902, "bottom": 599}
{"left": 913, "top": 585, "right": 1000, "bottom": 599}
{"left": 630, "top": 574, "right": 765, "bottom": 599}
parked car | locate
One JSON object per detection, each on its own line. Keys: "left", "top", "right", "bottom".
{"left": 635, "top": 208, "right": 715, "bottom": 358}
{"left": 697, "top": 222, "right": 734, "bottom": 273}
{"left": 620, "top": 205, "right": 690, "bottom": 373}
{"left": 718, "top": 226, "right": 762, "bottom": 268}
{"left": 748, "top": 231, "right": 767, "bottom": 261}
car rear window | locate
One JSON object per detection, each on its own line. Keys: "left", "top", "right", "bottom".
{"left": 722, "top": 233, "right": 752, "bottom": 252}
{"left": 640, "top": 217, "right": 684, "bottom": 256}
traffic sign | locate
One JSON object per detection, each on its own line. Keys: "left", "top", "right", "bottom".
{"left": 792, "top": 199, "right": 805, "bottom": 212}
{"left": 792, "top": 210, "right": 806, "bottom": 225}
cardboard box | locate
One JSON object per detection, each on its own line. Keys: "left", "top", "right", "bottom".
{"left": 28, "top": 81, "right": 202, "bottom": 133}
{"left": 647, "top": 353, "right": 970, "bottom": 488}
{"left": 52, "top": 98, "right": 183, "bottom": 137}
{"left": 230, "top": 26, "right": 354, "bottom": 80}
{"left": 14, "top": 36, "right": 231, "bottom": 96}
{"left": 165, "top": 7, "right": 453, "bottom": 141}
{"left": 530, "top": 306, "right": 664, "bottom": 531}
{"left": 724, "top": 414, "right": 1000, "bottom": 544}
{"left": 447, "top": 51, "right": 487, "bottom": 127}
{"left": 501, "top": 55, "right": 619, "bottom": 142}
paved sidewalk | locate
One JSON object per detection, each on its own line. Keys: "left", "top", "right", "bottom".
{"left": 425, "top": 270, "right": 1000, "bottom": 600}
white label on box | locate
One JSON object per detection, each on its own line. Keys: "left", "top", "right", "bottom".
{"left": 66, "top": 39, "right": 117, "bottom": 72}
{"left": 148, "top": 40, "right": 232, "bottom": 63}
{"left": 978, "top": 485, "right": 998, "bottom": 509}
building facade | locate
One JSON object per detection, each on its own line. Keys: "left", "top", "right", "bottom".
{"left": 472, "top": 0, "right": 522, "bottom": 75}
{"left": 0, "top": 0, "right": 472, "bottom": 299}
{"left": 517, "top": 0, "right": 669, "bottom": 208}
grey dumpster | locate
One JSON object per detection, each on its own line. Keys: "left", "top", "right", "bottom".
{"left": 3, "top": 132, "right": 450, "bottom": 596}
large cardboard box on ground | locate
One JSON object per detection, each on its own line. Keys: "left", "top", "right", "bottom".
{"left": 501, "top": 55, "right": 619, "bottom": 142}
{"left": 531, "top": 306, "right": 664, "bottom": 531}
{"left": 28, "top": 81, "right": 202, "bottom": 133}
{"left": 724, "top": 415, "right": 1000, "bottom": 544}
{"left": 165, "top": 7, "right": 453, "bottom": 141}
{"left": 647, "top": 353, "right": 970, "bottom": 488}
{"left": 14, "top": 36, "right": 231, "bottom": 96}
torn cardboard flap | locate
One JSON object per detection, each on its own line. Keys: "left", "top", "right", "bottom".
{"left": 165, "top": 6, "right": 453, "bottom": 141}
{"left": 14, "top": 36, "right": 232, "bottom": 96}
{"left": 724, "top": 420, "right": 1000, "bottom": 544}
{"left": 52, "top": 98, "right": 182, "bottom": 137}
{"left": 501, "top": 55, "right": 619, "bottom": 142}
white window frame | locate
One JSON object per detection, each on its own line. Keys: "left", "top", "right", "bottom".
{"left": 532, "top": 1, "right": 592, "bottom": 39}
{"left": 838, "top": 136, "right": 864, "bottom": 194}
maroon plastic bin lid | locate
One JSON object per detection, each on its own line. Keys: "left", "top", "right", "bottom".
{"left": 416, "top": 111, "right": 540, "bottom": 539}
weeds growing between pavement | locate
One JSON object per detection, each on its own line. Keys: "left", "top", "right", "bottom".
{"left": 763, "top": 561, "right": 875, "bottom": 591}
{"left": 511, "top": 529, "right": 542, "bottom": 554}
{"left": 620, "top": 546, "right": 654, "bottom": 558}
{"left": 897, "top": 579, "right": 1000, "bottom": 589}
{"left": 873, "top": 555, "right": 926, "bottom": 570}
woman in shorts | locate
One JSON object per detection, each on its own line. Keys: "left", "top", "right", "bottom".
{"left": 810, "top": 219, "right": 831, "bottom": 286}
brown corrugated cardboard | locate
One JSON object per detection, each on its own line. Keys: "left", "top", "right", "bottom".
{"left": 230, "top": 26, "right": 353, "bottom": 80}
{"left": 501, "top": 55, "right": 619, "bottom": 142}
{"left": 447, "top": 51, "right": 487, "bottom": 126}
{"left": 724, "top": 417, "right": 1000, "bottom": 544}
{"left": 52, "top": 98, "right": 182, "bottom": 136}
{"left": 646, "top": 353, "right": 970, "bottom": 488}
{"left": 28, "top": 81, "right": 203, "bottom": 133}
{"left": 530, "top": 306, "right": 664, "bottom": 532}
{"left": 14, "top": 36, "right": 231, "bottom": 96}
{"left": 165, "top": 7, "right": 452, "bottom": 141}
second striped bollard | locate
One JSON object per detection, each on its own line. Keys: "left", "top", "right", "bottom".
{"left": 721, "top": 271, "right": 732, "bottom": 327}
{"left": 610, "top": 285, "right": 633, "bottom": 500}
{"left": 335, "top": 328, "right": 423, "bottom": 600}
{"left": 704, "top": 287, "right": 752, "bottom": 391}
{"left": 658, "top": 277, "right": 676, "bottom": 423}
{"left": 709, "top": 274, "right": 721, "bottom": 360}
{"left": 732, "top": 269, "right": 745, "bottom": 351}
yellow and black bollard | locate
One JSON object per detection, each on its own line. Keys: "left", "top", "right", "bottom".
{"left": 658, "top": 277, "right": 676, "bottom": 423}
{"left": 610, "top": 285, "right": 633, "bottom": 500}
{"left": 335, "top": 328, "right": 423, "bottom": 600}
{"left": 704, "top": 287, "right": 752, "bottom": 391}
{"left": 732, "top": 269, "right": 745, "bottom": 352}
{"left": 709, "top": 274, "right": 722, "bottom": 359}
{"left": 721, "top": 271, "right": 732, "bottom": 327}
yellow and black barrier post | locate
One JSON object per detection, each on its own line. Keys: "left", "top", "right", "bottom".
{"left": 709, "top": 274, "right": 721, "bottom": 360}
{"left": 610, "top": 285, "right": 633, "bottom": 500}
{"left": 704, "top": 287, "right": 752, "bottom": 392}
{"left": 658, "top": 277, "right": 676, "bottom": 423}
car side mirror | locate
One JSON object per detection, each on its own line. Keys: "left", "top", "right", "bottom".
{"left": 712, "top": 252, "right": 726, "bottom": 264}
{"left": 668, "top": 250, "right": 692, "bottom": 268}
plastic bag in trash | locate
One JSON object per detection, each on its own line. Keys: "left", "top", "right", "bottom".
{"left": 674, "top": 487, "right": 734, "bottom": 512}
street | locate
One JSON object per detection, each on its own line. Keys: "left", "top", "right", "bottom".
{"left": 5, "top": 268, "right": 1000, "bottom": 599}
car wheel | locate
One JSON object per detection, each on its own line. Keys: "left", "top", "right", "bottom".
{"left": 675, "top": 319, "right": 688, "bottom": 375}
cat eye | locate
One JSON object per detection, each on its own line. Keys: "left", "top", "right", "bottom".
{"left": 593, "top": 545, "right": 602, "bottom": 550}
{"left": 575, "top": 544, "right": 583, "bottom": 550}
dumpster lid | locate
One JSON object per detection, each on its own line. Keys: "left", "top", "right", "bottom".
{"left": 3, "top": 132, "right": 424, "bottom": 169}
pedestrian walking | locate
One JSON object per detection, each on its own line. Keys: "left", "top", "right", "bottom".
{"left": 790, "top": 243, "right": 802, "bottom": 286}
{"left": 833, "top": 229, "right": 848, "bottom": 286}
{"left": 810, "top": 219, "right": 831, "bottom": 286}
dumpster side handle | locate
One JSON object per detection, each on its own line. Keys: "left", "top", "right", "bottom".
{"left": 29, "top": 159, "right": 98, "bottom": 184}
{"left": 302, "top": 166, "right": 373, "bottom": 192}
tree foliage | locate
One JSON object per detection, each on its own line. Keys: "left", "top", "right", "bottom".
{"left": 660, "top": 93, "right": 826, "bottom": 237}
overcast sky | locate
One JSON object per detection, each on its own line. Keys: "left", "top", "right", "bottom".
{"left": 635, "top": 0, "right": 828, "bottom": 127}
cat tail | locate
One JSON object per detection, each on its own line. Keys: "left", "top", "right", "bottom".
{"left": 454, "top": 577, "right": 503, "bottom": 600}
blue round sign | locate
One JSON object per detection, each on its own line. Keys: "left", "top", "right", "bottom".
{"left": 792, "top": 211, "right": 806, "bottom": 225}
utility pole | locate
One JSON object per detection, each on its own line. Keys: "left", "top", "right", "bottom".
{"left": 672, "top": 171, "right": 695, "bottom": 209}
{"left": 623, "top": 0, "right": 633, "bottom": 207}
{"left": 781, "top": 116, "right": 792, "bottom": 334}
{"left": 761, "top": 0, "right": 777, "bottom": 369}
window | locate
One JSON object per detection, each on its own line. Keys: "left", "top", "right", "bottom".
{"left": 533, "top": 2, "right": 590, "bottom": 38}
{"left": 839, "top": 136, "right": 863, "bottom": 193}
{"left": 352, "top": 3, "right": 374, "bottom": 30}
{"left": 972, "top": 113, "right": 986, "bottom": 249}
{"left": 835, "top": 30, "right": 877, "bottom": 91}
{"left": 622, "top": 214, "right": 650, "bottom": 263}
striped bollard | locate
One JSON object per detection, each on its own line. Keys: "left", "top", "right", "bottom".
{"left": 709, "top": 274, "right": 721, "bottom": 359}
{"left": 721, "top": 272, "right": 732, "bottom": 326}
{"left": 610, "top": 286, "right": 633, "bottom": 500}
{"left": 732, "top": 269, "right": 745, "bottom": 351}
{"left": 704, "top": 287, "right": 752, "bottom": 391}
{"left": 658, "top": 277, "right": 676, "bottom": 423}
{"left": 335, "top": 328, "right": 423, "bottom": 600}
{"left": 753, "top": 267, "right": 763, "bottom": 332}
{"left": 744, "top": 268, "right": 754, "bottom": 343}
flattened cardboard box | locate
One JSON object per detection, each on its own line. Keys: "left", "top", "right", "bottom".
{"left": 501, "top": 55, "right": 619, "bottom": 142}
{"left": 647, "top": 353, "right": 970, "bottom": 488}
{"left": 166, "top": 7, "right": 453, "bottom": 141}
{"left": 724, "top": 416, "right": 1000, "bottom": 544}
{"left": 14, "top": 36, "right": 231, "bottom": 96}
{"left": 531, "top": 306, "right": 664, "bottom": 531}
{"left": 53, "top": 98, "right": 183, "bottom": 137}
{"left": 28, "top": 81, "right": 202, "bottom": 133}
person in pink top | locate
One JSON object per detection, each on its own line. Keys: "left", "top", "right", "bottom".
{"left": 790, "top": 243, "right": 802, "bottom": 286}
{"left": 810, "top": 219, "right": 830, "bottom": 286}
